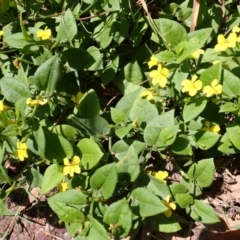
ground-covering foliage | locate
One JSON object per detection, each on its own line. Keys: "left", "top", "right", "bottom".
{"left": 1, "top": 0, "right": 240, "bottom": 239}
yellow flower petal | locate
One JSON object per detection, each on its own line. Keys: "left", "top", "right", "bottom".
{"left": 0, "top": 30, "right": 3, "bottom": 36}
{"left": 148, "top": 56, "right": 158, "bottom": 68}
{"left": 63, "top": 158, "right": 70, "bottom": 166}
{"left": 232, "top": 26, "right": 240, "bottom": 33}
{"left": 63, "top": 166, "right": 70, "bottom": 176}
{"left": 165, "top": 195, "right": 171, "bottom": 203}
{"left": 59, "top": 182, "right": 68, "bottom": 192}
{"left": 210, "top": 125, "right": 220, "bottom": 133}
{"left": 169, "top": 202, "right": 176, "bottom": 210}
{"left": 227, "top": 33, "right": 237, "bottom": 48}
{"left": 72, "top": 156, "right": 80, "bottom": 165}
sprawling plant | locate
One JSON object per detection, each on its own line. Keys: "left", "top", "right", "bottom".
{"left": 1, "top": 0, "right": 240, "bottom": 239}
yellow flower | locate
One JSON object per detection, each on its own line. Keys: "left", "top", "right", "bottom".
{"left": 26, "top": 98, "right": 48, "bottom": 107}
{"left": 181, "top": 75, "right": 202, "bottom": 96}
{"left": 149, "top": 64, "right": 169, "bottom": 88}
{"left": 202, "top": 121, "right": 220, "bottom": 133}
{"left": 0, "top": 30, "right": 3, "bottom": 36}
{"left": 36, "top": 26, "right": 51, "bottom": 40}
{"left": 0, "top": 100, "right": 9, "bottom": 112}
{"left": 232, "top": 26, "right": 240, "bottom": 33}
{"left": 71, "top": 92, "right": 84, "bottom": 108}
{"left": 14, "top": 142, "right": 28, "bottom": 161}
{"left": 148, "top": 56, "right": 159, "bottom": 68}
{"left": 63, "top": 156, "right": 81, "bottom": 177}
{"left": 140, "top": 88, "right": 156, "bottom": 100}
{"left": 203, "top": 79, "right": 222, "bottom": 97}
{"left": 214, "top": 33, "right": 237, "bottom": 52}
{"left": 58, "top": 182, "right": 68, "bottom": 192}
{"left": 190, "top": 49, "right": 204, "bottom": 59}
{"left": 152, "top": 171, "right": 168, "bottom": 183}
{"left": 162, "top": 195, "right": 176, "bottom": 217}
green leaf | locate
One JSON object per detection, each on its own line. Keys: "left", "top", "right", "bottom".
{"left": 52, "top": 9, "right": 78, "bottom": 48}
{"left": 34, "top": 55, "right": 62, "bottom": 97}
{"left": 44, "top": 128, "right": 73, "bottom": 161}
{"left": 101, "top": 56, "right": 119, "bottom": 85}
{"left": 222, "top": 70, "right": 240, "bottom": 97}
{"left": 41, "top": 164, "right": 64, "bottom": 195}
{"left": 77, "top": 138, "right": 104, "bottom": 170}
{"left": 101, "top": 0, "right": 120, "bottom": 11}
{"left": 131, "top": 188, "right": 168, "bottom": 217}
{"left": 183, "top": 98, "right": 207, "bottom": 123}
{"left": 176, "top": 41, "right": 202, "bottom": 63}
{"left": 62, "top": 48, "right": 93, "bottom": 70}
{"left": 116, "top": 88, "right": 158, "bottom": 124}
{"left": 77, "top": 89, "right": 100, "bottom": 117}
{"left": 87, "top": 215, "right": 111, "bottom": 240}
{"left": 226, "top": 124, "right": 240, "bottom": 150}
{"left": 93, "top": 15, "right": 114, "bottom": 49}
{"left": 48, "top": 189, "right": 86, "bottom": 223}
{"left": 144, "top": 110, "right": 176, "bottom": 147}
{"left": 0, "top": 199, "right": 11, "bottom": 217}
{"left": 0, "top": 77, "right": 31, "bottom": 102}
{"left": 28, "top": 168, "right": 43, "bottom": 188}
{"left": 187, "top": 158, "right": 215, "bottom": 188}
{"left": 153, "top": 18, "right": 188, "bottom": 47}
{"left": 49, "top": 124, "right": 78, "bottom": 140}
{"left": 71, "top": 116, "right": 110, "bottom": 137}
{"left": 103, "top": 198, "right": 132, "bottom": 237}
{"left": 116, "top": 145, "right": 140, "bottom": 182}
{"left": 90, "top": 163, "right": 117, "bottom": 199}
{"left": 199, "top": 63, "right": 222, "bottom": 86}
{"left": 0, "top": 124, "right": 19, "bottom": 137}
{"left": 112, "top": 140, "right": 145, "bottom": 160}
{"left": 175, "top": 193, "right": 194, "bottom": 208}
{"left": 146, "top": 174, "right": 171, "bottom": 199}
{"left": 218, "top": 133, "right": 239, "bottom": 155}
{"left": 170, "top": 183, "right": 187, "bottom": 195}
{"left": 111, "top": 108, "right": 126, "bottom": 124}
{"left": 194, "top": 131, "right": 220, "bottom": 150}
{"left": 191, "top": 200, "right": 220, "bottom": 224}
{"left": 124, "top": 61, "right": 143, "bottom": 85}
{"left": 4, "top": 33, "right": 31, "bottom": 49}
{"left": 86, "top": 46, "right": 103, "bottom": 71}
{"left": 155, "top": 50, "right": 175, "bottom": 62}
{"left": 30, "top": 121, "right": 46, "bottom": 158}
{"left": 151, "top": 213, "right": 181, "bottom": 233}
{"left": 65, "top": 222, "right": 82, "bottom": 236}
{"left": 0, "top": 0, "right": 10, "bottom": 15}
{"left": 115, "top": 124, "right": 132, "bottom": 139}
{"left": 172, "top": 134, "right": 193, "bottom": 156}
{"left": 188, "top": 28, "right": 212, "bottom": 45}
{"left": 219, "top": 102, "right": 239, "bottom": 113}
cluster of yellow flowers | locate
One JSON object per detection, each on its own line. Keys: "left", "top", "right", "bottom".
{"left": 148, "top": 56, "right": 169, "bottom": 88}
{"left": 0, "top": 30, "right": 3, "bottom": 37}
{"left": 36, "top": 26, "right": 51, "bottom": 40}
{"left": 214, "top": 26, "right": 240, "bottom": 52}
{"left": 63, "top": 156, "right": 81, "bottom": 177}
{"left": 181, "top": 76, "right": 222, "bottom": 97}
{"left": 59, "top": 156, "right": 81, "bottom": 192}
{"left": 14, "top": 142, "right": 28, "bottom": 161}
{"left": 26, "top": 98, "right": 48, "bottom": 107}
